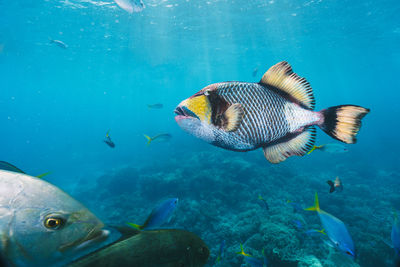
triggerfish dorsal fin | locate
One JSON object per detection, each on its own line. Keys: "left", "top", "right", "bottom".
{"left": 223, "top": 103, "right": 244, "bottom": 132}
{"left": 260, "top": 61, "right": 315, "bottom": 110}
{"left": 327, "top": 180, "right": 335, "bottom": 193}
{"left": 305, "top": 192, "right": 320, "bottom": 212}
{"left": 262, "top": 126, "right": 316, "bottom": 163}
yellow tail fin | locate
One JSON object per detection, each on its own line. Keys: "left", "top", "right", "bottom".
{"left": 307, "top": 145, "right": 323, "bottom": 155}
{"left": 305, "top": 192, "right": 320, "bottom": 212}
{"left": 236, "top": 244, "right": 251, "bottom": 257}
{"left": 318, "top": 228, "right": 326, "bottom": 235}
{"left": 126, "top": 222, "right": 142, "bottom": 230}
{"left": 36, "top": 172, "right": 51, "bottom": 179}
{"left": 143, "top": 135, "right": 152, "bottom": 146}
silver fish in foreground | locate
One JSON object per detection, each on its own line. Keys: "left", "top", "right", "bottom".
{"left": 114, "top": 0, "right": 145, "bottom": 13}
{"left": 0, "top": 170, "right": 109, "bottom": 266}
{"left": 175, "top": 61, "right": 370, "bottom": 163}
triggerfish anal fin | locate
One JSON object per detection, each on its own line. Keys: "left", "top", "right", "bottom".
{"left": 263, "top": 126, "right": 316, "bottom": 163}
{"left": 260, "top": 61, "right": 315, "bottom": 110}
{"left": 305, "top": 192, "right": 320, "bottom": 212}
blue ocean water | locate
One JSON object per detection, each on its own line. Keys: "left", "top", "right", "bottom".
{"left": 0, "top": 0, "right": 399, "bottom": 266}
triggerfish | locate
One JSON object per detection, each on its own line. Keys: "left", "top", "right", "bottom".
{"left": 143, "top": 133, "right": 172, "bottom": 145}
{"left": 327, "top": 177, "right": 343, "bottom": 193}
{"left": 174, "top": 61, "right": 369, "bottom": 163}
{"left": 0, "top": 170, "right": 109, "bottom": 266}
{"left": 127, "top": 198, "right": 178, "bottom": 230}
{"left": 305, "top": 192, "right": 355, "bottom": 258}
{"left": 307, "top": 143, "right": 348, "bottom": 154}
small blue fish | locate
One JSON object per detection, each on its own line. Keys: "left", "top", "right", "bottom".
{"left": 306, "top": 193, "right": 355, "bottom": 258}
{"left": 143, "top": 133, "right": 172, "bottom": 146}
{"left": 236, "top": 244, "right": 264, "bottom": 267}
{"left": 262, "top": 248, "right": 268, "bottom": 267}
{"left": 392, "top": 211, "right": 400, "bottom": 255}
{"left": 127, "top": 198, "right": 178, "bottom": 230}
{"left": 258, "top": 195, "right": 269, "bottom": 211}
{"left": 307, "top": 143, "right": 348, "bottom": 154}
{"left": 215, "top": 239, "right": 226, "bottom": 263}
{"left": 291, "top": 219, "right": 303, "bottom": 229}
{"left": 104, "top": 130, "right": 115, "bottom": 148}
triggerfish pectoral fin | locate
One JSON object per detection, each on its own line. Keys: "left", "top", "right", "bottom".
{"left": 305, "top": 192, "right": 320, "bottom": 212}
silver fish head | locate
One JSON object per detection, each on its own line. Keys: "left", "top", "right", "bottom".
{"left": 174, "top": 85, "right": 218, "bottom": 143}
{"left": 0, "top": 171, "right": 107, "bottom": 266}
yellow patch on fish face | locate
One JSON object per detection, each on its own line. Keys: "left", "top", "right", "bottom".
{"left": 182, "top": 95, "right": 211, "bottom": 123}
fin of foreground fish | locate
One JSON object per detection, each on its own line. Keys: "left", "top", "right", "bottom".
{"left": 174, "top": 61, "right": 370, "bottom": 163}
{"left": 68, "top": 227, "right": 210, "bottom": 267}
{"left": 0, "top": 170, "right": 109, "bottom": 267}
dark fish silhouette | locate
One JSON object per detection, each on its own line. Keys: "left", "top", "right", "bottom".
{"left": 104, "top": 130, "right": 115, "bottom": 148}
{"left": 327, "top": 177, "right": 343, "bottom": 193}
{"left": 69, "top": 227, "right": 209, "bottom": 267}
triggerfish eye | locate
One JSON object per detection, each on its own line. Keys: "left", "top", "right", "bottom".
{"left": 44, "top": 216, "right": 65, "bottom": 230}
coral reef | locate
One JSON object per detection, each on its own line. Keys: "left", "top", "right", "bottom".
{"left": 73, "top": 148, "right": 399, "bottom": 266}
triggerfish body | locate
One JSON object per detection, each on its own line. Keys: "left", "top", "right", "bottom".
{"left": 127, "top": 198, "right": 178, "bottom": 230}
{"left": 307, "top": 143, "right": 348, "bottom": 154}
{"left": 174, "top": 61, "right": 369, "bottom": 163}
{"left": 306, "top": 192, "right": 355, "bottom": 258}
{"left": 327, "top": 177, "right": 343, "bottom": 193}
{"left": 143, "top": 133, "right": 172, "bottom": 145}
{"left": 0, "top": 170, "right": 109, "bottom": 266}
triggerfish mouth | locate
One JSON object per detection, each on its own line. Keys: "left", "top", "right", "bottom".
{"left": 0, "top": 170, "right": 109, "bottom": 266}
{"left": 306, "top": 192, "right": 356, "bottom": 258}
{"left": 174, "top": 61, "right": 370, "bottom": 163}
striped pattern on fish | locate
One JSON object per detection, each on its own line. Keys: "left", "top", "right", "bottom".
{"left": 175, "top": 61, "right": 370, "bottom": 163}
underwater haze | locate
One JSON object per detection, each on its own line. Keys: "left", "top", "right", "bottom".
{"left": 1, "top": 0, "right": 399, "bottom": 266}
